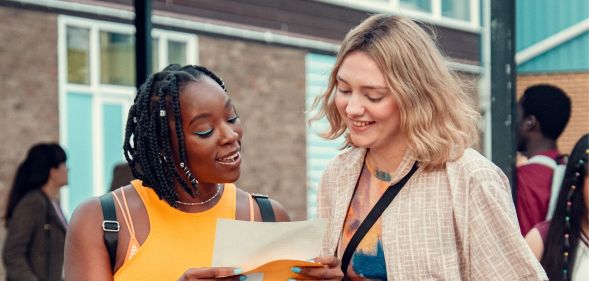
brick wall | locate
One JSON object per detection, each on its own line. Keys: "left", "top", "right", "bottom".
{"left": 0, "top": 6, "right": 59, "bottom": 279}
{"left": 517, "top": 72, "right": 589, "bottom": 154}
{"left": 199, "top": 36, "right": 308, "bottom": 220}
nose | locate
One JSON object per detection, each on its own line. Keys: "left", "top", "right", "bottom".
{"left": 345, "top": 93, "right": 365, "bottom": 117}
{"left": 218, "top": 123, "right": 240, "bottom": 145}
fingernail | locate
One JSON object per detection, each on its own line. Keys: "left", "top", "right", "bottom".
{"left": 287, "top": 279, "right": 297, "bottom": 281}
{"left": 233, "top": 268, "right": 243, "bottom": 275}
{"left": 291, "top": 267, "right": 301, "bottom": 273}
{"left": 239, "top": 276, "right": 248, "bottom": 281}
{"left": 306, "top": 258, "right": 315, "bottom": 262}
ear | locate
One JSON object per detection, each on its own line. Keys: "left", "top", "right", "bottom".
{"left": 525, "top": 115, "right": 538, "bottom": 130}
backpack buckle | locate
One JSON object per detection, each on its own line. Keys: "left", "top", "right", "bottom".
{"left": 102, "top": 220, "right": 120, "bottom": 232}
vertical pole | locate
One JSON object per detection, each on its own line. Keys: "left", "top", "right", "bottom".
{"left": 490, "top": 0, "right": 517, "bottom": 203}
{"left": 135, "top": 0, "right": 152, "bottom": 88}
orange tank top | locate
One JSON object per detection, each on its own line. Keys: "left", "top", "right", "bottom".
{"left": 113, "top": 180, "right": 237, "bottom": 281}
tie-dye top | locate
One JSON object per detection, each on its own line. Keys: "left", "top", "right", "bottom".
{"left": 340, "top": 158, "right": 389, "bottom": 280}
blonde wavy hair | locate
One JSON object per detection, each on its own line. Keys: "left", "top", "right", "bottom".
{"left": 310, "top": 14, "right": 480, "bottom": 170}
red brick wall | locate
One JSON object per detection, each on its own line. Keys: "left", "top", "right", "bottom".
{"left": 199, "top": 35, "right": 308, "bottom": 220}
{"left": 517, "top": 72, "right": 589, "bottom": 154}
{"left": 0, "top": 6, "right": 59, "bottom": 279}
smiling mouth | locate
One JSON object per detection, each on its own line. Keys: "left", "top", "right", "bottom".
{"left": 351, "top": 120, "right": 375, "bottom": 127}
{"left": 216, "top": 150, "right": 241, "bottom": 164}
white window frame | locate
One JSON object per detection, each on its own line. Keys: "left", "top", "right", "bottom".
{"left": 57, "top": 15, "right": 197, "bottom": 213}
{"left": 315, "top": 0, "right": 481, "bottom": 33}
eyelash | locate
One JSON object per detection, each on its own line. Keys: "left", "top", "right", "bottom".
{"left": 192, "top": 116, "right": 240, "bottom": 138}
{"left": 366, "top": 96, "right": 383, "bottom": 103}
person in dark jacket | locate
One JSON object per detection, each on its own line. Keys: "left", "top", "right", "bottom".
{"left": 3, "top": 143, "right": 68, "bottom": 281}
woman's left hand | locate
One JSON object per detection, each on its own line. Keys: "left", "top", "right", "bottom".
{"left": 289, "top": 255, "right": 344, "bottom": 280}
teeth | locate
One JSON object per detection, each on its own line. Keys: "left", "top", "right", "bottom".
{"left": 352, "top": 120, "right": 373, "bottom": 127}
{"left": 217, "top": 151, "right": 239, "bottom": 162}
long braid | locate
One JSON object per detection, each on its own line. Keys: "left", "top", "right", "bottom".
{"left": 122, "top": 64, "right": 227, "bottom": 207}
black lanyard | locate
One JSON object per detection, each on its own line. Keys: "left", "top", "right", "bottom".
{"left": 341, "top": 161, "right": 419, "bottom": 274}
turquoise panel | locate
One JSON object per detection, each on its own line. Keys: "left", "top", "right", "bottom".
{"left": 66, "top": 92, "right": 93, "bottom": 214}
{"left": 305, "top": 53, "right": 340, "bottom": 219}
{"left": 102, "top": 103, "right": 124, "bottom": 193}
{"left": 517, "top": 0, "right": 588, "bottom": 50}
{"left": 516, "top": 0, "right": 589, "bottom": 72}
{"left": 519, "top": 32, "right": 589, "bottom": 73}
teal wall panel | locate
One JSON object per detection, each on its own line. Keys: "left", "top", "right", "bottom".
{"left": 516, "top": 0, "right": 589, "bottom": 72}
{"left": 305, "top": 53, "right": 340, "bottom": 219}
{"left": 519, "top": 32, "right": 589, "bottom": 73}
{"left": 102, "top": 103, "right": 124, "bottom": 193}
{"left": 66, "top": 93, "right": 93, "bottom": 214}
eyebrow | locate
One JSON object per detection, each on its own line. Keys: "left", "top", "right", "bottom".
{"left": 188, "top": 98, "right": 233, "bottom": 125}
{"left": 336, "top": 75, "right": 388, "bottom": 90}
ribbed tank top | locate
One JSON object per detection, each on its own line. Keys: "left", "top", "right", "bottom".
{"left": 114, "top": 180, "right": 237, "bottom": 281}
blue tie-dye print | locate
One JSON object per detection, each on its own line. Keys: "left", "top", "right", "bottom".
{"left": 351, "top": 240, "right": 387, "bottom": 280}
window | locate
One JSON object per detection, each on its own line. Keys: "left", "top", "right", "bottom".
{"left": 317, "top": 0, "right": 479, "bottom": 30}
{"left": 59, "top": 16, "right": 197, "bottom": 215}
{"left": 100, "top": 31, "right": 135, "bottom": 86}
{"left": 442, "top": 0, "right": 470, "bottom": 21}
{"left": 66, "top": 26, "right": 90, "bottom": 84}
{"left": 400, "top": 0, "right": 431, "bottom": 13}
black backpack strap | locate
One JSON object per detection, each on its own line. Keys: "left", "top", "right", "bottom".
{"left": 99, "top": 193, "right": 120, "bottom": 272}
{"left": 251, "top": 193, "right": 276, "bottom": 222}
{"left": 341, "top": 162, "right": 419, "bottom": 274}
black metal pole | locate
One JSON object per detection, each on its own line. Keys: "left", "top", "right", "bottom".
{"left": 134, "top": 0, "right": 152, "bottom": 89}
{"left": 490, "top": 0, "right": 517, "bottom": 203}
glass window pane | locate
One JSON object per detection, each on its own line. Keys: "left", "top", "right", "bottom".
{"left": 67, "top": 26, "right": 90, "bottom": 84}
{"left": 442, "top": 0, "right": 470, "bottom": 21}
{"left": 151, "top": 38, "right": 159, "bottom": 73}
{"left": 168, "top": 40, "right": 187, "bottom": 66}
{"left": 400, "top": 0, "right": 431, "bottom": 12}
{"left": 100, "top": 31, "right": 135, "bottom": 86}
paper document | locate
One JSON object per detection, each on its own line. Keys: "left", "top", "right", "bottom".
{"left": 212, "top": 218, "right": 326, "bottom": 280}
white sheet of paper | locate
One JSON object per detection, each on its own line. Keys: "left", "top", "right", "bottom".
{"left": 211, "top": 218, "right": 326, "bottom": 271}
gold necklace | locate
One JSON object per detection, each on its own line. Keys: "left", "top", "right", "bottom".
{"left": 175, "top": 184, "right": 222, "bottom": 206}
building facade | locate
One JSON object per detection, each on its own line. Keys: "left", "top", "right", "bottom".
{"left": 515, "top": 0, "right": 589, "bottom": 153}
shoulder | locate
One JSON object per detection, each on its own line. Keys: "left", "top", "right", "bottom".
{"left": 323, "top": 147, "right": 365, "bottom": 177}
{"left": 19, "top": 189, "right": 47, "bottom": 204}
{"left": 447, "top": 148, "right": 506, "bottom": 182}
{"left": 13, "top": 190, "right": 49, "bottom": 213}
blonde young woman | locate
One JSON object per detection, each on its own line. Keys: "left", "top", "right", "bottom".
{"left": 295, "top": 14, "right": 547, "bottom": 280}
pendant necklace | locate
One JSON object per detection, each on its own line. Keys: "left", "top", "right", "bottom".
{"left": 366, "top": 156, "right": 392, "bottom": 182}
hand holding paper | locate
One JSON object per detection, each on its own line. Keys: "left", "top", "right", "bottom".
{"left": 212, "top": 219, "right": 327, "bottom": 280}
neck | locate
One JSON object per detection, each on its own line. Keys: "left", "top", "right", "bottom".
{"left": 368, "top": 138, "right": 409, "bottom": 174}
{"left": 523, "top": 138, "right": 557, "bottom": 158}
{"left": 41, "top": 181, "right": 60, "bottom": 201}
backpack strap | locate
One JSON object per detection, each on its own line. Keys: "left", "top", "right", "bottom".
{"left": 341, "top": 161, "right": 419, "bottom": 274}
{"left": 251, "top": 193, "right": 276, "bottom": 222}
{"left": 527, "top": 155, "right": 558, "bottom": 169}
{"left": 99, "top": 193, "right": 120, "bottom": 272}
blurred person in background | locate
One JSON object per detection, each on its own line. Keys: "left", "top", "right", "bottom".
{"left": 525, "top": 133, "right": 589, "bottom": 281}
{"left": 297, "top": 14, "right": 547, "bottom": 280}
{"left": 109, "top": 162, "right": 133, "bottom": 192}
{"left": 516, "top": 84, "right": 571, "bottom": 235}
{"left": 3, "top": 143, "right": 68, "bottom": 281}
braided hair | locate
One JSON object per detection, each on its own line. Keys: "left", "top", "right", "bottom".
{"left": 541, "top": 133, "right": 589, "bottom": 281}
{"left": 123, "top": 64, "right": 227, "bottom": 207}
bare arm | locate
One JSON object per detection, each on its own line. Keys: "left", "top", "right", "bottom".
{"left": 524, "top": 228, "right": 545, "bottom": 260}
{"left": 270, "top": 199, "right": 291, "bottom": 222}
{"left": 64, "top": 197, "right": 114, "bottom": 281}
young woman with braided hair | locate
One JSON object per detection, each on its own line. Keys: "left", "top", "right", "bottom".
{"left": 525, "top": 133, "right": 589, "bottom": 281}
{"left": 64, "top": 64, "right": 292, "bottom": 281}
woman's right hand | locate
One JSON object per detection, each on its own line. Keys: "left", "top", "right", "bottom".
{"left": 290, "top": 255, "right": 344, "bottom": 280}
{"left": 178, "top": 267, "right": 246, "bottom": 281}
